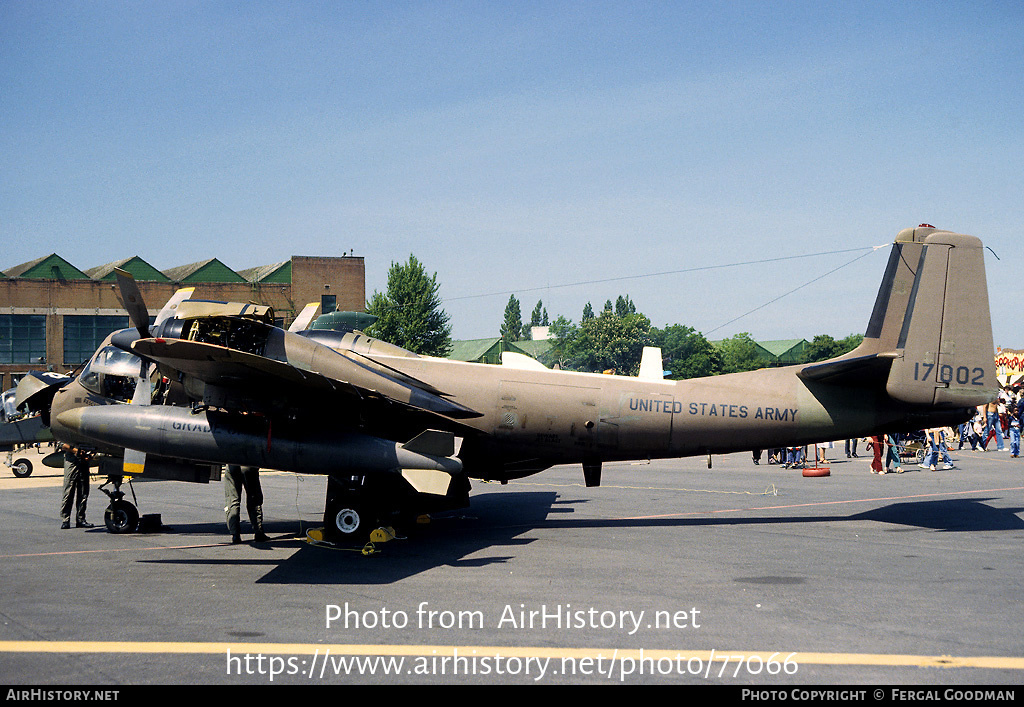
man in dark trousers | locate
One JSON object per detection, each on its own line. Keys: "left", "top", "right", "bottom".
{"left": 224, "top": 464, "right": 268, "bottom": 543}
{"left": 60, "top": 443, "right": 93, "bottom": 529}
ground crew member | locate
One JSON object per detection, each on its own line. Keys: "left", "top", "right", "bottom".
{"left": 59, "top": 443, "right": 93, "bottom": 529}
{"left": 224, "top": 464, "right": 268, "bottom": 543}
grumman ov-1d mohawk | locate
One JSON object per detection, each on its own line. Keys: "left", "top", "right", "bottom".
{"left": 41, "top": 226, "right": 996, "bottom": 541}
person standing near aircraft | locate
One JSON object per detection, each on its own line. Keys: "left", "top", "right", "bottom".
{"left": 883, "top": 434, "right": 903, "bottom": 474}
{"left": 224, "top": 464, "right": 268, "bottom": 543}
{"left": 868, "top": 435, "right": 884, "bottom": 474}
{"left": 984, "top": 399, "right": 1005, "bottom": 451}
{"left": 1009, "top": 402, "right": 1021, "bottom": 458}
{"left": 924, "top": 428, "right": 955, "bottom": 471}
{"left": 845, "top": 438, "right": 859, "bottom": 458}
{"left": 59, "top": 443, "right": 92, "bottom": 529}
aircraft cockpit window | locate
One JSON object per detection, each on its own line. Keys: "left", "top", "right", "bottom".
{"left": 1, "top": 390, "right": 17, "bottom": 422}
{"left": 79, "top": 346, "right": 141, "bottom": 402}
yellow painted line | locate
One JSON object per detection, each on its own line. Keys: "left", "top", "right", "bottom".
{"left": 0, "top": 641, "right": 1021, "bottom": 670}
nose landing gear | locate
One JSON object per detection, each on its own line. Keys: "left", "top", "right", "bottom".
{"left": 99, "top": 476, "right": 140, "bottom": 533}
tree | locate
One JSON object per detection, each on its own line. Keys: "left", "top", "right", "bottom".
{"left": 524, "top": 299, "right": 549, "bottom": 340}
{"left": 803, "top": 334, "right": 841, "bottom": 363}
{"left": 501, "top": 295, "right": 523, "bottom": 342}
{"left": 803, "top": 333, "right": 865, "bottom": 363}
{"left": 716, "top": 332, "right": 764, "bottom": 374}
{"left": 550, "top": 308, "right": 653, "bottom": 376}
{"left": 651, "top": 324, "right": 722, "bottom": 379}
{"left": 582, "top": 302, "right": 594, "bottom": 321}
{"left": 365, "top": 255, "right": 452, "bottom": 357}
{"left": 615, "top": 295, "right": 636, "bottom": 317}
{"left": 529, "top": 300, "right": 549, "bottom": 328}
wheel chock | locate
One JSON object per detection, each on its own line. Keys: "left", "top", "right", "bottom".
{"left": 369, "top": 526, "right": 397, "bottom": 543}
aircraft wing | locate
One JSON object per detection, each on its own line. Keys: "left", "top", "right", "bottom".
{"left": 130, "top": 337, "right": 482, "bottom": 420}
{"left": 0, "top": 415, "right": 53, "bottom": 449}
{"left": 796, "top": 352, "right": 897, "bottom": 386}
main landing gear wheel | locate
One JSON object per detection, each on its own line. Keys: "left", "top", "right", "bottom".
{"left": 333, "top": 505, "right": 377, "bottom": 542}
{"left": 11, "top": 458, "right": 32, "bottom": 478}
{"left": 104, "top": 499, "right": 139, "bottom": 534}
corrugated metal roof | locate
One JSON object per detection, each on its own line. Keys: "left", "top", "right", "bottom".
{"left": 3, "top": 254, "right": 90, "bottom": 280}
{"left": 237, "top": 260, "right": 292, "bottom": 284}
{"left": 85, "top": 256, "right": 171, "bottom": 281}
{"left": 162, "top": 258, "right": 246, "bottom": 283}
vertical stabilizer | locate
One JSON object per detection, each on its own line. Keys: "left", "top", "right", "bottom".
{"left": 885, "top": 231, "right": 996, "bottom": 407}
{"left": 855, "top": 226, "right": 935, "bottom": 356}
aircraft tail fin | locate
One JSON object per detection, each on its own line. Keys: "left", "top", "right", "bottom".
{"left": 884, "top": 230, "right": 996, "bottom": 407}
{"left": 857, "top": 225, "right": 933, "bottom": 357}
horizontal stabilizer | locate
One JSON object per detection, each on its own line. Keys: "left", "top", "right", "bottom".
{"left": 797, "top": 352, "right": 897, "bottom": 385}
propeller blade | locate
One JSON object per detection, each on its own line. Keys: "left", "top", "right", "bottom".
{"left": 155, "top": 287, "right": 195, "bottom": 329}
{"left": 288, "top": 302, "right": 320, "bottom": 332}
{"left": 114, "top": 268, "right": 150, "bottom": 338}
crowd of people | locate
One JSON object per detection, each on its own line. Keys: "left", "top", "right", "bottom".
{"left": 753, "top": 386, "right": 1023, "bottom": 474}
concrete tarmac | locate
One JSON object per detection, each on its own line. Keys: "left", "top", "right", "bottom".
{"left": 0, "top": 442, "right": 1022, "bottom": 686}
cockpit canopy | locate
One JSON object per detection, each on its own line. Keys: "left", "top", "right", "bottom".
{"left": 80, "top": 344, "right": 141, "bottom": 402}
{"left": 1, "top": 389, "right": 17, "bottom": 422}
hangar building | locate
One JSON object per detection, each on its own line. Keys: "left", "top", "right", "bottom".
{"left": 0, "top": 253, "right": 364, "bottom": 391}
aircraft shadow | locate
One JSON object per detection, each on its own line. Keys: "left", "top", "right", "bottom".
{"left": 133, "top": 494, "right": 1022, "bottom": 585}
{"left": 252, "top": 491, "right": 569, "bottom": 584}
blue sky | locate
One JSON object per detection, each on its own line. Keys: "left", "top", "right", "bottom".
{"left": 3, "top": 1, "right": 1022, "bottom": 348}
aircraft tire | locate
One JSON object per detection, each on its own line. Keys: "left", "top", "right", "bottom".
{"left": 332, "top": 504, "right": 377, "bottom": 543}
{"left": 11, "top": 458, "right": 32, "bottom": 478}
{"left": 105, "top": 500, "right": 139, "bottom": 534}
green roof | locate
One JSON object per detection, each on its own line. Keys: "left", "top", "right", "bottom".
{"left": 447, "top": 338, "right": 552, "bottom": 365}
{"left": 756, "top": 339, "right": 808, "bottom": 362}
{"left": 3, "top": 254, "right": 89, "bottom": 280}
{"left": 162, "top": 258, "right": 246, "bottom": 283}
{"left": 509, "top": 339, "right": 552, "bottom": 359}
{"left": 238, "top": 260, "right": 292, "bottom": 284}
{"left": 448, "top": 338, "right": 504, "bottom": 363}
{"left": 85, "top": 256, "right": 171, "bottom": 282}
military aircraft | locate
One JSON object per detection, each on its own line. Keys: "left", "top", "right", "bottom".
{"left": 37, "top": 225, "right": 995, "bottom": 542}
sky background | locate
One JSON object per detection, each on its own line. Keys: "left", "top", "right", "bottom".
{"left": 3, "top": 1, "right": 1022, "bottom": 349}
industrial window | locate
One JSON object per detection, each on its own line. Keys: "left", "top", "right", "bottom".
{"left": 0, "top": 315, "right": 47, "bottom": 364}
{"left": 63, "top": 315, "right": 130, "bottom": 365}
{"left": 321, "top": 294, "right": 337, "bottom": 314}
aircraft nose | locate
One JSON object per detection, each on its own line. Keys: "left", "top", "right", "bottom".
{"left": 52, "top": 407, "right": 86, "bottom": 438}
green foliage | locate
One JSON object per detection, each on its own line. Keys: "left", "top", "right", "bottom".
{"left": 651, "top": 325, "right": 722, "bottom": 379}
{"left": 550, "top": 305, "right": 652, "bottom": 376}
{"left": 614, "top": 295, "right": 636, "bottom": 317}
{"left": 716, "top": 332, "right": 764, "bottom": 374}
{"left": 803, "top": 333, "right": 865, "bottom": 363}
{"left": 582, "top": 302, "right": 594, "bottom": 321}
{"left": 365, "top": 255, "right": 452, "bottom": 357}
{"left": 529, "top": 300, "right": 549, "bottom": 328}
{"left": 501, "top": 295, "right": 523, "bottom": 342}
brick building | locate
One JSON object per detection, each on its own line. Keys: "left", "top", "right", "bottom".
{"left": 0, "top": 253, "right": 364, "bottom": 390}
